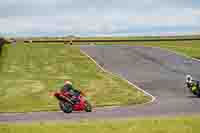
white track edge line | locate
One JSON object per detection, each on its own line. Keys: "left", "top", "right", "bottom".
{"left": 80, "top": 49, "right": 156, "bottom": 104}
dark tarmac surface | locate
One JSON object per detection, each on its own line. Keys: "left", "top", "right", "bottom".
{"left": 1, "top": 45, "right": 200, "bottom": 123}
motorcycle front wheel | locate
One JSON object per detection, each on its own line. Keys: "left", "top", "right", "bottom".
{"left": 84, "top": 101, "right": 92, "bottom": 112}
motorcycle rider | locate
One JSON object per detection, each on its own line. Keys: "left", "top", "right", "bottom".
{"left": 186, "top": 75, "right": 193, "bottom": 88}
{"left": 185, "top": 75, "right": 200, "bottom": 95}
{"left": 60, "top": 80, "right": 81, "bottom": 104}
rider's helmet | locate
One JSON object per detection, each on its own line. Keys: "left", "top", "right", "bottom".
{"left": 186, "top": 75, "right": 193, "bottom": 83}
{"left": 64, "top": 80, "right": 72, "bottom": 85}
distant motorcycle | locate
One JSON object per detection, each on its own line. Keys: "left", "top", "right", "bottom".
{"left": 51, "top": 90, "right": 92, "bottom": 113}
{"left": 185, "top": 75, "right": 200, "bottom": 97}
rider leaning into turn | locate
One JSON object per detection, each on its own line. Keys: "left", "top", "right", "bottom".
{"left": 186, "top": 75, "right": 200, "bottom": 95}
{"left": 60, "top": 80, "right": 81, "bottom": 103}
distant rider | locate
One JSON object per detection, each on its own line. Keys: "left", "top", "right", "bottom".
{"left": 186, "top": 75, "right": 193, "bottom": 88}
{"left": 185, "top": 75, "right": 200, "bottom": 95}
{"left": 60, "top": 80, "right": 81, "bottom": 103}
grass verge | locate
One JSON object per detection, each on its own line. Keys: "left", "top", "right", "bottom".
{"left": 0, "top": 116, "right": 200, "bottom": 133}
{"left": 0, "top": 43, "right": 150, "bottom": 112}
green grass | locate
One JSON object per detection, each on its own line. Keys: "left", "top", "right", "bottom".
{"left": 17, "top": 35, "right": 200, "bottom": 41}
{"left": 0, "top": 43, "right": 150, "bottom": 112}
{"left": 78, "top": 35, "right": 200, "bottom": 40}
{"left": 1, "top": 116, "right": 200, "bottom": 133}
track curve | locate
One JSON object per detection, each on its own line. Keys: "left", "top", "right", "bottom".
{"left": 1, "top": 45, "right": 200, "bottom": 123}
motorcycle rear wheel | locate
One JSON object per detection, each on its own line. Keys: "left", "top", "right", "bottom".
{"left": 59, "top": 101, "right": 73, "bottom": 113}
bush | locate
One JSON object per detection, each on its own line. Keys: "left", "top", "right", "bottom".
{"left": 0, "top": 38, "right": 6, "bottom": 55}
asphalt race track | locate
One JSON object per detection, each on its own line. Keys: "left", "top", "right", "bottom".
{"left": 1, "top": 45, "right": 200, "bottom": 123}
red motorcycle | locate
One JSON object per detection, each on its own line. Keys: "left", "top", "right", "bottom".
{"left": 51, "top": 91, "right": 92, "bottom": 113}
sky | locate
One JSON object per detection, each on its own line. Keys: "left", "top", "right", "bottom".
{"left": 0, "top": 0, "right": 200, "bottom": 37}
